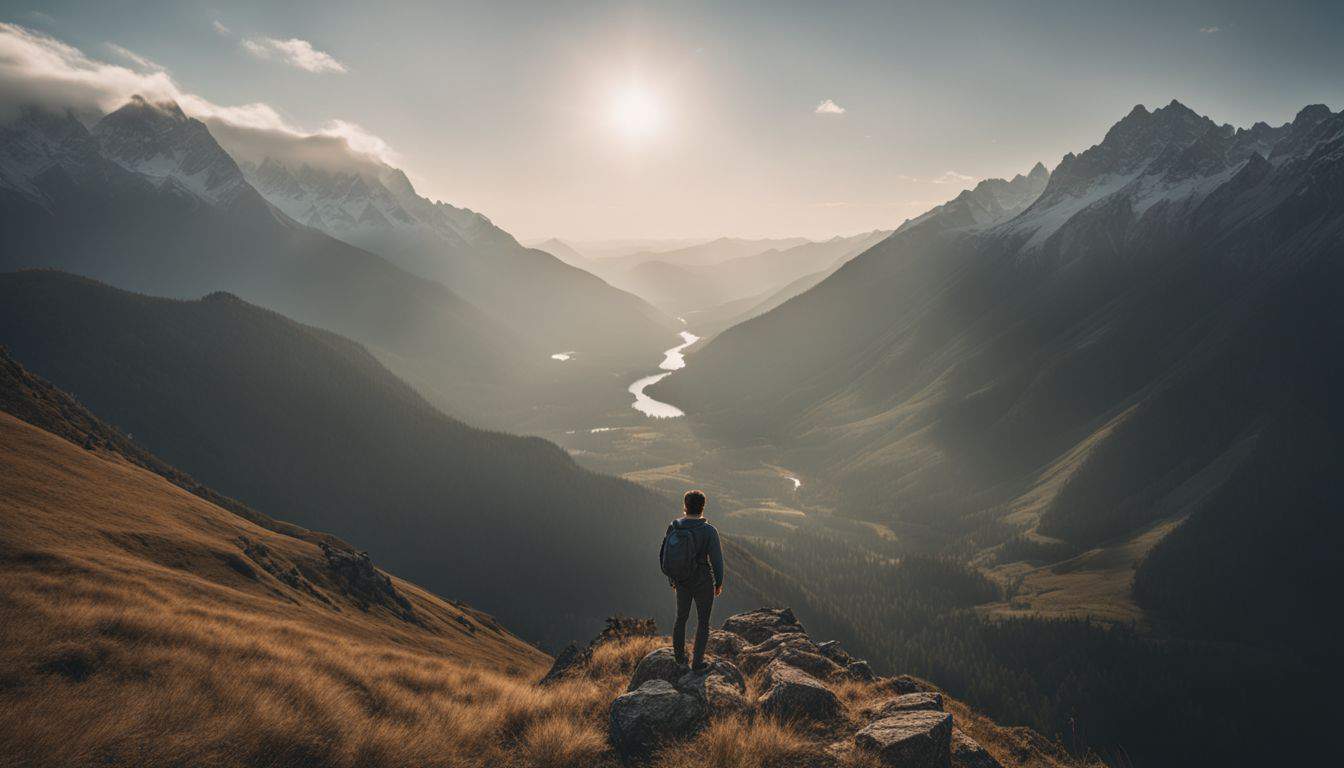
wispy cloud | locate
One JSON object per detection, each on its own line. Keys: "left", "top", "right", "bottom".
{"left": 212, "top": 20, "right": 231, "bottom": 36}
{"left": 105, "top": 43, "right": 163, "bottom": 72}
{"left": 814, "top": 98, "right": 845, "bottom": 115}
{"left": 242, "top": 36, "right": 346, "bottom": 74}
{"left": 1199, "top": 25, "right": 1221, "bottom": 34}
{"left": 896, "top": 171, "right": 980, "bottom": 185}
{"left": 24, "top": 10, "right": 55, "bottom": 26}
{"left": 930, "top": 170, "right": 977, "bottom": 185}
{"left": 0, "top": 23, "right": 392, "bottom": 167}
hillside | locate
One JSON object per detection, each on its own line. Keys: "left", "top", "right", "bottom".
{"left": 0, "top": 270, "right": 779, "bottom": 648}
{"left": 0, "top": 355, "right": 553, "bottom": 765}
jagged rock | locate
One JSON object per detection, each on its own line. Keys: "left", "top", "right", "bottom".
{"left": 721, "top": 607, "right": 805, "bottom": 644}
{"left": 952, "top": 728, "right": 1002, "bottom": 768}
{"left": 628, "top": 648, "right": 689, "bottom": 691}
{"left": 677, "top": 658, "right": 747, "bottom": 694}
{"left": 758, "top": 661, "right": 841, "bottom": 723}
{"left": 864, "top": 692, "right": 944, "bottom": 718}
{"left": 319, "top": 542, "right": 416, "bottom": 620}
{"left": 609, "top": 680, "right": 706, "bottom": 759}
{"left": 538, "top": 643, "right": 582, "bottom": 686}
{"left": 854, "top": 711, "right": 953, "bottom": 767}
{"left": 817, "top": 639, "right": 853, "bottom": 665}
{"left": 678, "top": 665, "right": 753, "bottom": 720}
{"left": 845, "top": 660, "right": 877, "bottom": 682}
{"left": 737, "top": 632, "right": 821, "bottom": 675}
{"left": 707, "top": 629, "right": 746, "bottom": 659}
{"left": 777, "top": 648, "right": 843, "bottom": 680}
{"left": 880, "top": 675, "right": 926, "bottom": 695}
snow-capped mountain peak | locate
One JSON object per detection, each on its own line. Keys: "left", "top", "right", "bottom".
{"left": 90, "top": 96, "right": 249, "bottom": 206}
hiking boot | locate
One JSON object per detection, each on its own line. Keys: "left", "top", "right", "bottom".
{"left": 691, "top": 661, "right": 711, "bottom": 673}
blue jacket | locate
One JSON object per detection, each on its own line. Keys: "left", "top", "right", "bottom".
{"left": 661, "top": 516, "right": 724, "bottom": 588}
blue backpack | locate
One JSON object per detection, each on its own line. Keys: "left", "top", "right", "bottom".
{"left": 660, "top": 523, "right": 700, "bottom": 584}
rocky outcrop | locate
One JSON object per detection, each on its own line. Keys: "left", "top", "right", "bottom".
{"left": 951, "top": 728, "right": 1003, "bottom": 768}
{"left": 596, "top": 607, "right": 983, "bottom": 764}
{"left": 627, "top": 648, "right": 688, "bottom": 691}
{"left": 319, "top": 542, "right": 417, "bottom": 622}
{"left": 845, "top": 659, "right": 877, "bottom": 682}
{"left": 721, "top": 607, "right": 805, "bottom": 644}
{"left": 609, "top": 647, "right": 750, "bottom": 756}
{"left": 855, "top": 711, "right": 954, "bottom": 767}
{"left": 758, "top": 661, "right": 842, "bottom": 723}
{"left": 864, "top": 692, "right": 944, "bottom": 718}
{"left": 609, "top": 680, "right": 706, "bottom": 759}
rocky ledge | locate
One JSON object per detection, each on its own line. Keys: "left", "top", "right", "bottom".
{"left": 600, "top": 607, "right": 1002, "bottom": 766}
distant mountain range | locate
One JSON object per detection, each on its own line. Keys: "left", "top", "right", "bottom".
{"left": 655, "top": 100, "right": 1344, "bottom": 662}
{"left": 559, "top": 232, "right": 893, "bottom": 323}
{"left": 0, "top": 96, "right": 678, "bottom": 429}
{"left": 241, "top": 153, "right": 677, "bottom": 363}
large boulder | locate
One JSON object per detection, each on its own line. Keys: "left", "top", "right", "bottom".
{"left": 777, "top": 649, "right": 843, "bottom": 680}
{"left": 845, "top": 660, "right": 877, "bottom": 682}
{"left": 951, "top": 728, "right": 1002, "bottom": 768}
{"left": 880, "top": 675, "right": 926, "bottom": 695}
{"left": 678, "top": 664, "right": 753, "bottom": 720}
{"left": 854, "top": 711, "right": 953, "bottom": 767}
{"left": 865, "top": 692, "right": 944, "bottom": 718}
{"left": 737, "top": 633, "right": 821, "bottom": 675}
{"left": 609, "top": 680, "right": 706, "bottom": 759}
{"left": 707, "top": 629, "right": 746, "bottom": 660}
{"left": 721, "top": 607, "right": 805, "bottom": 644}
{"left": 627, "top": 648, "right": 688, "bottom": 691}
{"left": 677, "top": 658, "right": 746, "bottom": 694}
{"left": 817, "top": 640, "right": 853, "bottom": 666}
{"left": 758, "top": 661, "right": 842, "bottom": 723}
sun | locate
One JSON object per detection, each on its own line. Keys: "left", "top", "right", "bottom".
{"left": 610, "top": 84, "right": 663, "bottom": 142}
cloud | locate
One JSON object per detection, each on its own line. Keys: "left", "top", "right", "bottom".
{"left": 1199, "top": 26, "right": 1221, "bottom": 34}
{"left": 105, "top": 43, "right": 163, "bottom": 72}
{"left": 24, "top": 10, "right": 55, "bottom": 26}
{"left": 930, "top": 170, "right": 977, "bottom": 185}
{"left": 212, "top": 20, "right": 231, "bottom": 36}
{"left": 241, "top": 37, "right": 346, "bottom": 74}
{"left": 895, "top": 171, "right": 980, "bottom": 185}
{"left": 814, "top": 98, "right": 845, "bottom": 115}
{"left": 0, "top": 23, "right": 393, "bottom": 169}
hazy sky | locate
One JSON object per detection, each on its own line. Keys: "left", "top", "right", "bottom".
{"left": 2, "top": 1, "right": 1341, "bottom": 240}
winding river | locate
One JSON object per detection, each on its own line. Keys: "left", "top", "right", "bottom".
{"left": 629, "top": 331, "right": 698, "bottom": 418}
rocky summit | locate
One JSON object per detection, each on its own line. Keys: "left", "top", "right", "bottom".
{"left": 595, "top": 607, "right": 1003, "bottom": 766}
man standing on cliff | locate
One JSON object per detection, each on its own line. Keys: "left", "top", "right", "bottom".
{"left": 658, "top": 489, "right": 725, "bottom": 671}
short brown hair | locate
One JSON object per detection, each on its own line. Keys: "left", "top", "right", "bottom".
{"left": 683, "top": 490, "right": 707, "bottom": 516}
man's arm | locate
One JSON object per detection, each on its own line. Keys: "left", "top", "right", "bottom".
{"left": 708, "top": 526, "right": 724, "bottom": 592}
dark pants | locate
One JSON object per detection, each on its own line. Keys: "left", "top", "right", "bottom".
{"left": 672, "top": 578, "right": 715, "bottom": 667}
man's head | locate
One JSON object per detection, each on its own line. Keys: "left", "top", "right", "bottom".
{"left": 683, "top": 490, "right": 707, "bottom": 517}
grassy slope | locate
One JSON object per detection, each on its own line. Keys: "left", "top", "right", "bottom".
{"left": 0, "top": 409, "right": 551, "bottom": 766}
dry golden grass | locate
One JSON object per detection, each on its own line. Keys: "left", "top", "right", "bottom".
{"left": 0, "top": 413, "right": 1094, "bottom": 768}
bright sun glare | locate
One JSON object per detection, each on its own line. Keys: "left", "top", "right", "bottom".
{"left": 610, "top": 84, "right": 663, "bottom": 142}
